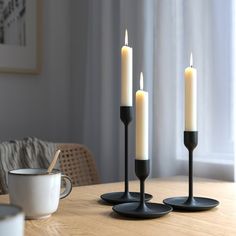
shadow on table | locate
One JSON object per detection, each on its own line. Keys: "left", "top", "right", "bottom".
{"left": 97, "top": 199, "right": 113, "bottom": 206}
{"left": 107, "top": 211, "right": 171, "bottom": 221}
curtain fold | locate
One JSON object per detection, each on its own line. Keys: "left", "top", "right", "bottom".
{"left": 72, "top": 0, "right": 235, "bottom": 182}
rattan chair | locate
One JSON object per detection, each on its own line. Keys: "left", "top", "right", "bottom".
{"left": 57, "top": 143, "right": 100, "bottom": 187}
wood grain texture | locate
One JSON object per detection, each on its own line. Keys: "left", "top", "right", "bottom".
{"left": 0, "top": 176, "right": 235, "bottom": 236}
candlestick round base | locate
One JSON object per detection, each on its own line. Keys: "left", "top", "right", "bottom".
{"left": 163, "top": 196, "right": 219, "bottom": 211}
{"left": 100, "top": 192, "right": 152, "bottom": 205}
{"left": 112, "top": 202, "right": 172, "bottom": 219}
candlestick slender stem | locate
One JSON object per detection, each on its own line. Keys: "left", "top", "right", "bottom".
{"left": 135, "top": 160, "right": 149, "bottom": 211}
{"left": 124, "top": 123, "right": 129, "bottom": 195}
{"left": 120, "top": 106, "right": 132, "bottom": 199}
{"left": 119, "top": 106, "right": 134, "bottom": 200}
{"left": 140, "top": 180, "right": 145, "bottom": 204}
{"left": 137, "top": 179, "right": 146, "bottom": 211}
{"left": 184, "top": 131, "right": 197, "bottom": 205}
{"left": 185, "top": 149, "right": 195, "bottom": 204}
{"left": 188, "top": 149, "right": 193, "bottom": 199}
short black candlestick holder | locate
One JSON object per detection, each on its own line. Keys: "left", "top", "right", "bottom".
{"left": 112, "top": 160, "right": 172, "bottom": 219}
{"left": 101, "top": 107, "right": 152, "bottom": 204}
{"left": 163, "top": 131, "right": 219, "bottom": 211}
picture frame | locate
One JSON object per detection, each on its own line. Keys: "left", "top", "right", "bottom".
{"left": 0, "top": 0, "right": 41, "bottom": 74}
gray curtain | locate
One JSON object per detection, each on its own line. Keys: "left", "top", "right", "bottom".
{"left": 71, "top": 0, "right": 147, "bottom": 182}
{"left": 71, "top": 0, "right": 235, "bottom": 182}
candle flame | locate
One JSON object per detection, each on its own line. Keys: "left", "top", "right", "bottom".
{"left": 140, "top": 72, "right": 144, "bottom": 90}
{"left": 190, "top": 52, "right": 193, "bottom": 67}
{"left": 125, "top": 29, "right": 128, "bottom": 46}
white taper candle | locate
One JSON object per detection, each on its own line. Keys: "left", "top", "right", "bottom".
{"left": 185, "top": 53, "right": 197, "bottom": 131}
{"left": 136, "top": 72, "right": 149, "bottom": 160}
{"left": 121, "top": 29, "right": 133, "bottom": 106}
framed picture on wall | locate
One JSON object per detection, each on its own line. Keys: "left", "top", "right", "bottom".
{"left": 0, "top": 0, "right": 41, "bottom": 74}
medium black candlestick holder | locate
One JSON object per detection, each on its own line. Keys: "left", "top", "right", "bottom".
{"left": 101, "top": 107, "right": 152, "bottom": 204}
{"left": 163, "top": 131, "right": 219, "bottom": 211}
{"left": 112, "top": 160, "right": 172, "bottom": 219}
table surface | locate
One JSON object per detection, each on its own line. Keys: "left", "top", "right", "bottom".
{"left": 0, "top": 176, "right": 235, "bottom": 236}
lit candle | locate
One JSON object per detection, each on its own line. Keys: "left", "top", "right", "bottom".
{"left": 121, "top": 29, "right": 133, "bottom": 106}
{"left": 185, "top": 53, "right": 197, "bottom": 131}
{"left": 136, "top": 72, "right": 148, "bottom": 160}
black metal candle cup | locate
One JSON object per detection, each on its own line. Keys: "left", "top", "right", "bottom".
{"left": 112, "top": 160, "right": 172, "bottom": 219}
{"left": 163, "top": 131, "right": 219, "bottom": 211}
{"left": 100, "top": 107, "right": 152, "bottom": 204}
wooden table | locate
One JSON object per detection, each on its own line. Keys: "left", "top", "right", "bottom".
{"left": 0, "top": 176, "right": 235, "bottom": 236}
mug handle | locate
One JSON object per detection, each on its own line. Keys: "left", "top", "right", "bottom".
{"left": 60, "top": 174, "right": 72, "bottom": 199}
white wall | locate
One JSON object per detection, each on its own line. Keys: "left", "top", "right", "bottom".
{"left": 0, "top": 0, "right": 72, "bottom": 142}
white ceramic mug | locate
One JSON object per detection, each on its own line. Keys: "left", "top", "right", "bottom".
{"left": 0, "top": 204, "right": 24, "bottom": 236}
{"left": 8, "top": 168, "right": 72, "bottom": 220}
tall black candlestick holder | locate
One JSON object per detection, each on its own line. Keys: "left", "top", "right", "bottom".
{"left": 112, "top": 160, "right": 172, "bottom": 219}
{"left": 100, "top": 107, "right": 152, "bottom": 204}
{"left": 163, "top": 131, "right": 219, "bottom": 211}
